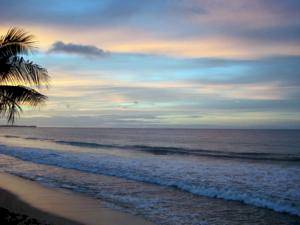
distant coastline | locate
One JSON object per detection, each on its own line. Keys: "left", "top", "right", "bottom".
{"left": 0, "top": 125, "right": 37, "bottom": 128}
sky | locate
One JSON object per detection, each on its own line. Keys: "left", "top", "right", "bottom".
{"left": 0, "top": 0, "right": 300, "bottom": 128}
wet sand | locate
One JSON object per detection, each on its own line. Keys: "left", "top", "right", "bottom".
{"left": 0, "top": 172, "right": 155, "bottom": 225}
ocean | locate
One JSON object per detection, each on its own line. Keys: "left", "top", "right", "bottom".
{"left": 0, "top": 127, "right": 299, "bottom": 225}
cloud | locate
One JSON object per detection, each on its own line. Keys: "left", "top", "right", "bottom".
{"left": 0, "top": 0, "right": 205, "bottom": 26}
{"left": 188, "top": 56, "right": 300, "bottom": 86}
{"left": 1, "top": 0, "right": 300, "bottom": 58}
{"left": 4, "top": 40, "right": 300, "bottom": 128}
{"left": 48, "top": 41, "right": 108, "bottom": 57}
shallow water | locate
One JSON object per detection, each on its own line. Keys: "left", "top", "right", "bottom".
{"left": 0, "top": 128, "right": 300, "bottom": 225}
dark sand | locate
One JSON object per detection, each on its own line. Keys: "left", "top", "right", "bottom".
{"left": 0, "top": 206, "right": 52, "bottom": 225}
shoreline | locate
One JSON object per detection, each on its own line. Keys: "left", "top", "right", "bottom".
{"left": 0, "top": 172, "right": 155, "bottom": 225}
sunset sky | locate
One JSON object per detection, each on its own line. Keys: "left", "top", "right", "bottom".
{"left": 1, "top": 0, "right": 300, "bottom": 128}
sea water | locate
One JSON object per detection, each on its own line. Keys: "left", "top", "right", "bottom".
{"left": 0, "top": 128, "right": 299, "bottom": 225}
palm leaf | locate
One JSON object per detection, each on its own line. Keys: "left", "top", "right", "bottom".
{"left": 0, "top": 28, "right": 49, "bottom": 124}
{"left": 0, "top": 27, "right": 36, "bottom": 58}
{"left": 0, "top": 85, "right": 47, "bottom": 123}
{"left": 0, "top": 56, "right": 49, "bottom": 87}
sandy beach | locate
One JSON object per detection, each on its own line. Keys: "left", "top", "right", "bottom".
{"left": 0, "top": 172, "right": 155, "bottom": 225}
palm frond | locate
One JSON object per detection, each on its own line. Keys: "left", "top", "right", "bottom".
{"left": 0, "top": 56, "right": 49, "bottom": 87}
{"left": 0, "top": 27, "right": 36, "bottom": 58}
{"left": 0, "top": 85, "right": 47, "bottom": 123}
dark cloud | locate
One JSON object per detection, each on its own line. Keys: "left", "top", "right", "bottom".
{"left": 0, "top": 0, "right": 298, "bottom": 46}
{"left": 0, "top": 0, "right": 205, "bottom": 27}
{"left": 0, "top": 0, "right": 140, "bottom": 27}
{"left": 232, "top": 25, "right": 300, "bottom": 43}
{"left": 48, "top": 41, "right": 108, "bottom": 57}
{"left": 261, "top": 0, "right": 300, "bottom": 16}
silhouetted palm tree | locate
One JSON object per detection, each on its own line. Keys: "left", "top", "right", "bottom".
{"left": 0, "top": 27, "right": 49, "bottom": 124}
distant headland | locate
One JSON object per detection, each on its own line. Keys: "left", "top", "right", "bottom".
{"left": 0, "top": 125, "right": 37, "bottom": 128}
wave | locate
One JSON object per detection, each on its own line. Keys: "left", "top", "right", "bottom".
{"left": 2, "top": 135, "right": 300, "bottom": 162}
{"left": 0, "top": 144, "right": 299, "bottom": 217}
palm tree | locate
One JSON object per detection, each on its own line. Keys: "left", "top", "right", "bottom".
{"left": 0, "top": 27, "right": 49, "bottom": 124}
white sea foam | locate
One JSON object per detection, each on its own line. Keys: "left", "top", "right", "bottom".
{"left": 0, "top": 144, "right": 299, "bottom": 217}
